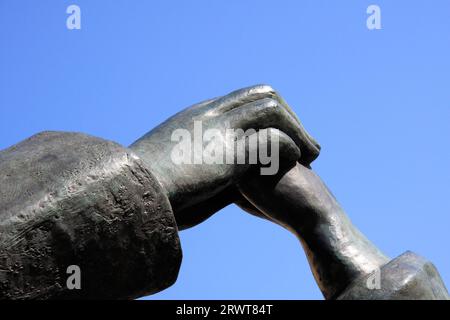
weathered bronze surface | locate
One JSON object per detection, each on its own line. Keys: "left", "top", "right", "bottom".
{"left": 0, "top": 85, "right": 447, "bottom": 299}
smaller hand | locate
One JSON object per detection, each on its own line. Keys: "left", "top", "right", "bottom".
{"left": 237, "top": 162, "right": 389, "bottom": 299}
{"left": 237, "top": 162, "right": 337, "bottom": 234}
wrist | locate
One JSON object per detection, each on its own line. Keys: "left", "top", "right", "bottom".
{"left": 294, "top": 205, "right": 389, "bottom": 299}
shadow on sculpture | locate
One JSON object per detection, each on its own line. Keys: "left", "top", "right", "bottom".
{"left": 0, "top": 85, "right": 448, "bottom": 299}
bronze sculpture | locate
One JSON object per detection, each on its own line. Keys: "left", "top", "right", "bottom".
{"left": 0, "top": 85, "right": 448, "bottom": 299}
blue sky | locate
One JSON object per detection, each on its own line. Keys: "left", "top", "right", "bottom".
{"left": 1, "top": 1, "right": 449, "bottom": 299}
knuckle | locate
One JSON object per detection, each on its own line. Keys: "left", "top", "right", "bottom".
{"left": 260, "top": 98, "right": 282, "bottom": 112}
{"left": 266, "top": 127, "right": 281, "bottom": 136}
{"left": 256, "top": 84, "right": 276, "bottom": 94}
{"left": 246, "top": 84, "right": 276, "bottom": 97}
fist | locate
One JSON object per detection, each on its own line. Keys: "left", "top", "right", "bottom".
{"left": 130, "top": 85, "right": 320, "bottom": 229}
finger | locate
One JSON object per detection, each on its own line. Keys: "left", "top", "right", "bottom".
{"left": 174, "top": 97, "right": 220, "bottom": 117}
{"left": 187, "top": 84, "right": 320, "bottom": 157}
{"left": 232, "top": 128, "right": 300, "bottom": 223}
{"left": 224, "top": 98, "right": 320, "bottom": 166}
{"left": 178, "top": 84, "right": 272, "bottom": 117}
{"left": 233, "top": 127, "right": 301, "bottom": 178}
{"left": 270, "top": 92, "right": 321, "bottom": 152}
{"left": 209, "top": 84, "right": 276, "bottom": 115}
{"left": 190, "top": 97, "right": 219, "bottom": 109}
{"left": 213, "top": 84, "right": 302, "bottom": 125}
{"left": 211, "top": 85, "right": 320, "bottom": 152}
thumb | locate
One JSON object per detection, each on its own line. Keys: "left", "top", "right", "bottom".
{"left": 235, "top": 127, "right": 301, "bottom": 177}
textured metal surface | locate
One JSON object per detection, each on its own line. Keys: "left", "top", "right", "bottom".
{"left": 0, "top": 131, "right": 181, "bottom": 299}
{"left": 239, "top": 162, "right": 449, "bottom": 299}
{"left": 337, "top": 251, "right": 450, "bottom": 300}
{"left": 0, "top": 84, "right": 447, "bottom": 300}
{"left": 240, "top": 162, "right": 391, "bottom": 299}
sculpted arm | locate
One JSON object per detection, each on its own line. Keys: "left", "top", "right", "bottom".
{"left": 238, "top": 163, "right": 450, "bottom": 299}
{"left": 0, "top": 85, "right": 316, "bottom": 299}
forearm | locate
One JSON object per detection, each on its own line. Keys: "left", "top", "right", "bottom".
{"left": 295, "top": 201, "right": 389, "bottom": 299}
{"left": 239, "top": 163, "right": 389, "bottom": 299}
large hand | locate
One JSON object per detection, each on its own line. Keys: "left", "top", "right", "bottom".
{"left": 129, "top": 85, "right": 320, "bottom": 229}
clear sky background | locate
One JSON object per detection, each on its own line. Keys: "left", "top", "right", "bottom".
{"left": 1, "top": 1, "right": 449, "bottom": 299}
